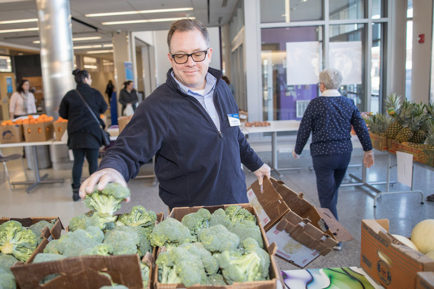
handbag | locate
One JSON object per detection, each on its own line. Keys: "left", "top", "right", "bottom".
{"left": 76, "top": 89, "right": 111, "bottom": 147}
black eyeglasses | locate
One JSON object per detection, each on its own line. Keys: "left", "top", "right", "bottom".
{"left": 171, "top": 49, "right": 208, "bottom": 64}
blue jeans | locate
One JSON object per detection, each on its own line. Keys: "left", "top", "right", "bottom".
{"left": 312, "top": 153, "right": 351, "bottom": 221}
{"left": 72, "top": 148, "right": 99, "bottom": 190}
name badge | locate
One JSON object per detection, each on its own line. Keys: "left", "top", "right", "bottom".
{"left": 227, "top": 113, "right": 240, "bottom": 126}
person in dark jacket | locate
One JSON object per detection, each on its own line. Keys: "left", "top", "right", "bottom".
{"left": 105, "top": 80, "right": 115, "bottom": 104}
{"left": 119, "top": 80, "right": 138, "bottom": 115}
{"left": 293, "top": 68, "right": 374, "bottom": 250}
{"left": 79, "top": 19, "right": 270, "bottom": 209}
{"left": 59, "top": 69, "right": 108, "bottom": 201}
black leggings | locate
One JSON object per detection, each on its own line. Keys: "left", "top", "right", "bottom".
{"left": 71, "top": 148, "right": 99, "bottom": 189}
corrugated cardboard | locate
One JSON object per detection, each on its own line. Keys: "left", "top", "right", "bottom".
{"left": 153, "top": 203, "right": 280, "bottom": 289}
{"left": 118, "top": 115, "right": 132, "bottom": 133}
{"left": 247, "top": 178, "right": 352, "bottom": 267}
{"left": 0, "top": 124, "right": 23, "bottom": 143}
{"left": 23, "top": 122, "right": 53, "bottom": 142}
{"left": 53, "top": 122, "right": 67, "bottom": 141}
{"left": 416, "top": 272, "right": 434, "bottom": 289}
{"left": 360, "top": 219, "right": 434, "bottom": 289}
{"left": 11, "top": 255, "right": 143, "bottom": 289}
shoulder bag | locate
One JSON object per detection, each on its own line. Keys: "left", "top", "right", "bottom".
{"left": 76, "top": 89, "right": 111, "bottom": 147}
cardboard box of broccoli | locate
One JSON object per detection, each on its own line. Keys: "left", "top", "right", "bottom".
{"left": 0, "top": 217, "right": 63, "bottom": 288}
{"left": 10, "top": 183, "right": 160, "bottom": 289}
{"left": 152, "top": 204, "right": 280, "bottom": 289}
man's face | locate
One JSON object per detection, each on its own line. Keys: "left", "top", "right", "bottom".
{"left": 168, "top": 28, "right": 213, "bottom": 90}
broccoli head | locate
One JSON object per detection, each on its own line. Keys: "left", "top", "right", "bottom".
{"left": 209, "top": 208, "right": 231, "bottom": 228}
{"left": 0, "top": 254, "right": 18, "bottom": 270}
{"left": 197, "top": 224, "right": 239, "bottom": 253}
{"left": 135, "top": 227, "right": 152, "bottom": 257}
{"left": 228, "top": 220, "right": 264, "bottom": 248}
{"left": 225, "top": 205, "right": 256, "bottom": 223}
{"left": 242, "top": 237, "right": 270, "bottom": 279}
{"left": 29, "top": 220, "right": 55, "bottom": 244}
{"left": 117, "top": 206, "right": 157, "bottom": 229}
{"left": 178, "top": 242, "right": 218, "bottom": 275}
{"left": 69, "top": 212, "right": 110, "bottom": 231}
{"left": 84, "top": 183, "right": 130, "bottom": 222}
{"left": 33, "top": 253, "right": 66, "bottom": 263}
{"left": 149, "top": 218, "right": 193, "bottom": 247}
{"left": 0, "top": 221, "right": 37, "bottom": 262}
{"left": 44, "top": 229, "right": 101, "bottom": 257}
{"left": 80, "top": 244, "right": 113, "bottom": 256}
{"left": 140, "top": 262, "right": 150, "bottom": 287}
{"left": 0, "top": 267, "right": 15, "bottom": 289}
{"left": 103, "top": 226, "right": 139, "bottom": 255}
{"left": 181, "top": 208, "right": 211, "bottom": 235}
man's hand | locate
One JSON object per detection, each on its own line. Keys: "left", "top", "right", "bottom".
{"left": 253, "top": 163, "right": 271, "bottom": 186}
{"left": 363, "top": 150, "right": 374, "bottom": 168}
{"left": 79, "top": 168, "right": 128, "bottom": 200}
{"left": 292, "top": 150, "right": 300, "bottom": 159}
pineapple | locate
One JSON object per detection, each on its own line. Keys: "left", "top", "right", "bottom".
{"left": 425, "top": 119, "right": 434, "bottom": 147}
{"left": 366, "top": 113, "right": 390, "bottom": 135}
{"left": 386, "top": 98, "right": 409, "bottom": 139}
{"left": 385, "top": 93, "right": 402, "bottom": 116}
{"left": 395, "top": 102, "right": 418, "bottom": 143}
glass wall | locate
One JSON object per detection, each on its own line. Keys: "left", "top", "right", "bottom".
{"left": 371, "top": 23, "right": 384, "bottom": 113}
{"left": 406, "top": 0, "right": 413, "bottom": 100}
{"left": 330, "top": 0, "right": 364, "bottom": 20}
{"left": 260, "top": 0, "right": 323, "bottom": 23}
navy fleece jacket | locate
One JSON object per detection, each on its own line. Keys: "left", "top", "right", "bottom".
{"left": 99, "top": 68, "right": 263, "bottom": 208}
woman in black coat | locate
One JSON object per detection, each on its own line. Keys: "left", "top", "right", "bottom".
{"left": 119, "top": 80, "right": 138, "bottom": 115}
{"left": 59, "top": 69, "right": 108, "bottom": 201}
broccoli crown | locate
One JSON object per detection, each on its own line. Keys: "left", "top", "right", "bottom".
{"left": 47, "top": 229, "right": 101, "bottom": 257}
{"left": 181, "top": 208, "right": 211, "bottom": 235}
{"left": 135, "top": 227, "right": 152, "bottom": 257}
{"left": 242, "top": 238, "right": 270, "bottom": 279}
{"left": 197, "top": 225, "right": 239, "bottom": 253}
{"left": 0, "top": 254, "right": 18, "bottom": 270}
{"left": 117, "top": 206, "right": 157, "bottom": 229}
{"left": 140, "top": 262, "right": 150, "bottom": 287}
{"left": 207, "top": 273, "right": 226, "bottom": 286}
{"left": 228, "top": 220, "right": 264, "bottom": 248}
{"left": 0, "top": 268, "right": 16, "bottom": 289}
{"left": 33, "top": 253, "right": 66, "bottom": 263}
{"left": 80, "top": 244, "right": 113, "bottom": 256}
{"left": 150, "top": 218, "right": 193, "bottom": 247}
{"left": 178, "top": 242, "right": 218, "bottom": 275}
{"left": 69, "top": 212, "right": 109, "bottom": 231}
{"left": 84, "top": 226, "right": 105, "bottom": 243}
{"left": 29, "top": 220, "right": 55, "bottom": 243}
{"left": 103, "top": 226, "right": 139, "bottom": 255}
{"left": 98, "top": 183, "right": 131, "bottom": 200}
{"left": 209, "top": 208, "right": 231, "bottom": 227}
{"left": 0, "top": 221, "right": 37, "bottom": 262}
{"left": 225, "top": 205, "right": 256, "bottom": 223}
{"left": 84, "top": 183, "right": 131, "bottom": 219}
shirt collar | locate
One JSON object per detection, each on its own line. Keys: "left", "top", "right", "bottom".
{"left": 171, "top": 72, "right": 216, "bottom": 97}
{"left": 321, "top": 89, "right": 341, "bottom": 97}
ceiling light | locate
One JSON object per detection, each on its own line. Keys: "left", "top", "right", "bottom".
{"left": 74, "top": 43, "right": 113, "bottom": 50}
{"left": 84, "top": 64, "right": 98, "bottom": 69}
{"left": 33, "top": 36, "right": 103, "bottom": 44}
{"left": 102, "top": 17, "right": 195, "bottom": 26}
{"left": 86, "top": 7, "right": 193, "bottom": 17}
{"left": 0, "top": 27, "right": 38, "bottom": 34}
{"left": 0, "top": 18, "right": 37, "bottom": 24}
{"left": 87, "top": 49, "right": 113, "bottom": 54}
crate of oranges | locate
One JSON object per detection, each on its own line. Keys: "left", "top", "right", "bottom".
{"left": 53, "top": 117, "right": 68, "bottom": 141}
{"left": 0, "top": 119, "right": 24, "bottom": 143}
{"left": 22, "top": 114, "right": 54, "bottom": 142}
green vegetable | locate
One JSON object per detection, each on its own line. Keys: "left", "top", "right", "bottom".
{"left": 29, "top": 220, "right": 55, "bottom": 244}
{"left": 149, "top": 218, "right": 193, "bottom": 247}
{"left": 84, "top": 183, "right": 131, "bottom": 224}
{"left": 209, "top": 208, "right": 231, "bottom": 227}
{"left": 181, "top": 208, "right": 211, "bottom": 235}
{"left": 33, "top": 253, "right": 65, "bottom": 263}
{"left": 140, "top": 262, "right": 150, "bottom": 287}
{"left": 0, "top": 221, "right": 37, "bottom": 262}
{"left": 228, "top": 220, "right": 264, "bottom": 248}
{"left": 0, "top": 267, "right": 16, "bottom": 289}
{"left": 69, "top": 212, "right": 109, "bottom": 231}
{"left": 225, "top": 205, "right": 256, "bottom": 223}
{"left": 197, "top": 225, "right": 239, "bottom": 253}
{"left": 103, "top": 226, "right": 139, "bottom": 255}
{"left": 117, "top": 206, "right": 156, "bottom": 229}
{"left": 0, "top": 254, "right": 18, "bottom": 270}
{"left": 43, "top": 228, "right": 101, "bottom": 257}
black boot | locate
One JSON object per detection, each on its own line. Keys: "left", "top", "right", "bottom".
{"left": 72, "top": 186, "right": 80, "bottom": 202}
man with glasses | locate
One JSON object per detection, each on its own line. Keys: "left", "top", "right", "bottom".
{"left": 79, "top": 19, "right": 270, "bottom": 209}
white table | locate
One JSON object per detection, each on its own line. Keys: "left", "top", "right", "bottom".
{"left": 0, "top": 140, "right": 66, "bottom": 193}
{"left": 241, "top": 120, "right": 300, "bottom": 172}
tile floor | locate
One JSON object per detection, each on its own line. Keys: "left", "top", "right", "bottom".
{"left": 0, "top": 141, "right": 433, "bottom": 272}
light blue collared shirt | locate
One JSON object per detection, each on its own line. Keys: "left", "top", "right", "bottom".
{"left": 171, "top": 72, "right": 220, "bottom": 131}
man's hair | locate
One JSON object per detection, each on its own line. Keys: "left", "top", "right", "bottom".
{"left": 167, "top": 19, "right": 209, "bottom": 51}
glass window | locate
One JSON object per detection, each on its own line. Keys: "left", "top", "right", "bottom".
{"left": 372, "top": 0, "right": 385, "bottom": 19}
{"left": 330, "top": 0, "right": 364, "bottom": 20}
{"left": 330, "top": 24, "right": 366, "bottom": 111}
{"left": 0, "top": 56, "right": 12, "bottom": 72}
{"left": 260, "top": 0, "right": 323, "bottom": 23}
{"left": 406, "top": 0, "right": 413, "bottom": 100}
{"left": 261, "top": 26, "right": 323, "bottom": 120}
{"left": 371, "top": 23, "right": 384, "bottom": 114}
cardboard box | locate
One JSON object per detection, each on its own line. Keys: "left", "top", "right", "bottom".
{"left": 416, "top": 272, "right": 434, "bottom": 289}
{"left": 153, "top": 203, "right": 280, "bottom": 289}
{"left": 0, "top": 124, "right": 23, "bottom": 143}
{"left": 360, "top": 219, "right": 434, "bottom": 289}
{"left": 118, "top": 115, "right": 132, "bottom": 133}
{"left": 11, "top": 255, "right": 143, "bottom": 289}
{"left": 247, "top": 178, "right": 352, "bottom": 267}
{"left": 53, "top": 121, "right": 67, "bottom": 141}
{"left": 23, "top": 122, "right": 53, "bottom": 142}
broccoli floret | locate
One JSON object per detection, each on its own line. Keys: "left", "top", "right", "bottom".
{"left": 198, "top": 225, "right": 239, "bottom": 253}
{"left": 178, "top": 242, "right": 218, "bottom": 275}
{"left": 117, "top": 206, "right": 157, "bottom": 229}
{"left": 215, "top": 237, "right": 270, "bottom": 284}
{"left": 45, "top": 229, "right": 101, "bottom": 257}
{"left": 0, "top": 254, "right": 18, "bottom": 270}
{"left": 149, "top": 218, "right": 193, "bottom": 247}
{"left": 140, "top": 262, "right": 150, "bottom": 287}
{"left": 104, "top": 226, "right": 139, "bottom": 255}
{"left": 135, "top": 227, "right": 151, "bottom": 257}
{"left": 29, "top": 220, "right": 55, "bottom": 244}
{"left": 209, "top": 208, "right": 231, "bottom": 228}
{"left": 0, "top": 267, "right": 15, "bottom": 289}
{"left": 84, "top": 226, "right": 105, "bottom": 243}
{"left": 207, "top": 273, "right": 227, "bottom": 285}
{"left": 69, "top": 212, "right": 109, "bottom": 231}
{"left": 228, "top": 220, "right": 264, "bottom": 248}
{"left": 0, "top": 221, "right": 37, "bottom": 262}
{"left": 225, "top": 205, "right": 256, "bottom": 223}
{"left": 33, "top": 253, "right": 65, "bottom": 263}
{"left": 84, "top": 183, "right": 130, "bottom": 223}
{"left": 156, "top": 246, "right": 207, "bottom": 287}
{"left": 80, "top": 244, "right": 113, "bottom": 256}
{"left": 181, "top": 208, "right": 211, "bottom": 235}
